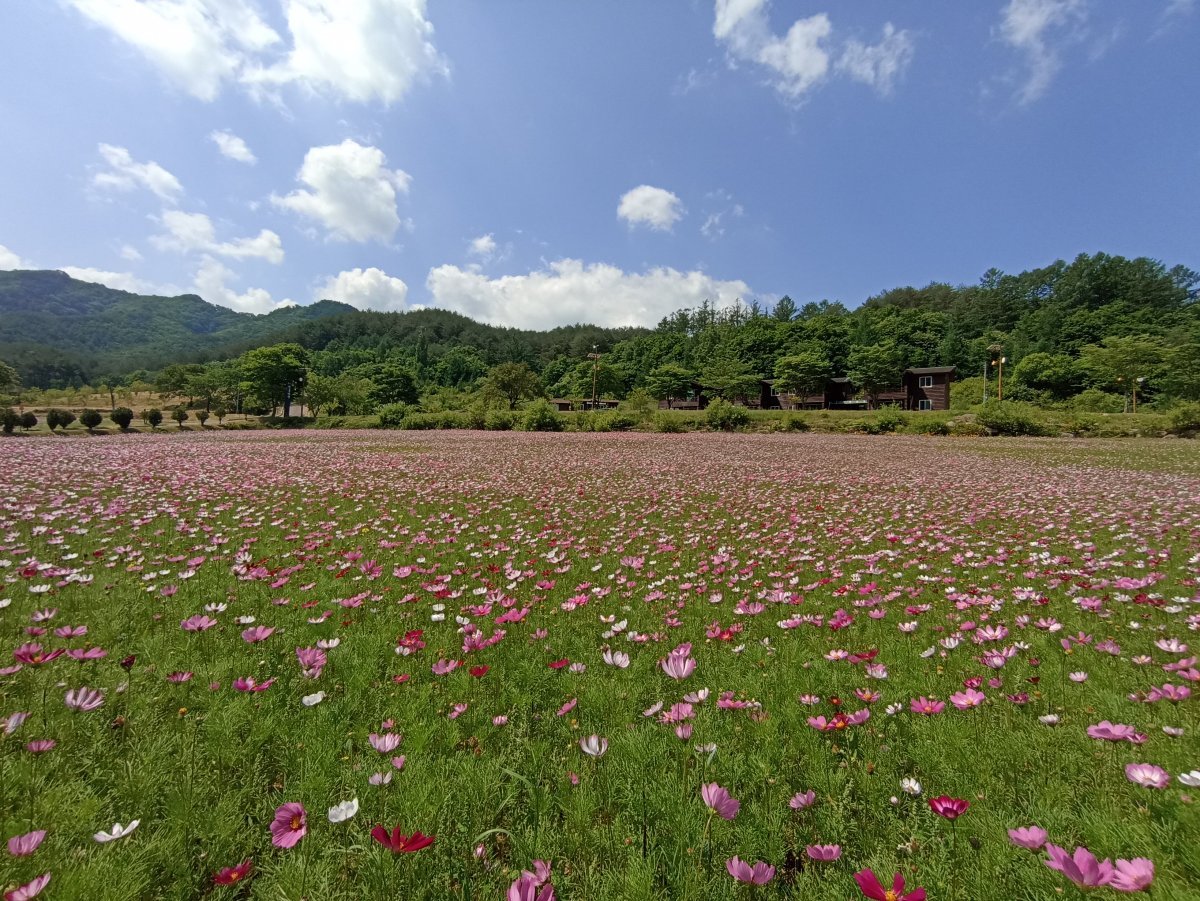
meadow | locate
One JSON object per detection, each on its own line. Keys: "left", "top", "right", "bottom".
{"left": 1, "top": 431, "right": 1197, "bottom": 900}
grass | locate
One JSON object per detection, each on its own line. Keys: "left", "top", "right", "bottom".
{"left": 0, "top": 431, "right": 1198, "bottom": 899}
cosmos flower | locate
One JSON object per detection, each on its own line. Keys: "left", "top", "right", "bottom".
{"left": 1044, "top": 844, "right": 1114, "bottom": 889}
{"left": 6, "top": 831, "right": 46, "bottom": 857}
{"left": 725, "top": 857, "right": 775, "bottom": 885}
{"left": 789, "top": 790, "right": 816, "bottom": 810}
{"left": 854, "top": 869, "right": 926, "bottom": 901}
{"left": 212, "top": 860, "right": 253, "bottom": 886}
{"left": 269, "top": 803, "right": 306, "bottom": 849}
{"left": 370, "top": 826, "right": 435, "bottom": 853}
{"left": 327, "top": 799, "right": 359, "bottom": 823}
{"left": 4, "top": 872, "right": 51, "bottom": 901}
{"left": 701, "top": 783, "right": 740, "bottom": 820}
{"left": 94, "top": 821, "right": 139, "bottom": 843}
{"left": 928, "top": 796, "right": 969, "bottom": 820}
{"left": 805, "top": 844, "right": 841, "bottom": 861}
{"left": 1008, "top": 825, "right": 1047, "bottom": 851}
{"left": 1124, "top": 764, "right": 1170, "bottom": 789}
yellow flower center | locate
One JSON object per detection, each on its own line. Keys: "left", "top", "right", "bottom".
{"left": 290, "top": 816, "right": 302, "bottom": 830}
{"left": 885, "top": 892, "right": 899, "bottom": 901}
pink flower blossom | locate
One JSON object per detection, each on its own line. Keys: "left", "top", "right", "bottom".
{"left": 725, "top": 857, "right": 775, "bottom": 885}
{"left": 4, "top": 872, "right": 51, "bottom": 901}
{"left": 910, "top": 696, "right": 945, "bottom": 715}
{"left": 806, "top": 844, "right": 841, "bottom": 861}
{"left": 949, "top": 688, "right": 985, "bottom": 710}
{"left": 1008, "top": 825, "right": 1048, "bottom": 851}
{"left": 6, "top": 830, "right": 46, "bottom": 857}
{"left": 241, "top": 626, "right": 275, "bottom": 643}
{"left": 1110, "top": 858, "right": 1154, "bottom": 893}
{"left": 789, "top": 790, "right": 816, "bottom": 810}
{"left": 701, "top": 783, "right": 740, "bottom": 820}
{"left": 269, "top": 802, "right": 306, "bottom": 849}
{"left": 1044, "top": 844, "right": 1114, "bottom": 889}
{"left": 1124, "top": 763, "right": 1170, "bottom": 789}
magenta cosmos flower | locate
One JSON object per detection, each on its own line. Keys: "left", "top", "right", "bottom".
{"left": 949, "top": 688, "right": 985, "bottom": 710}
{"left": 661, "top": 651, "right": 696, "bottom": 680}
{"left": 1087, "top": 721, "right": 1144, "bottom": 743}
{"left": 789, "top": 790, "right": 816, "bottom": 810}
{"left": 241, "top": 626, "right": 275, "bottom": 643}
{"left": 6, "top": 830, "right": 46, "bottom": 857}
{"left": 1044, "top": 844, "right": 1113, "bottom": 889}
{"left": 269, "top": 802, "right": 307, "bottom": 849}
{"left": 1111, "top": 858, "right": 1154, "bottom": 892}
{"left": 910, "top": 697, "right": 944, "bottom": 715}
{"left": 1124, "top": 763, "right": 1170, "bottom": 789}
{"left": 508, "top": 875, "right": 555, "bottom": 901}
{"left": 854, "top": 869, "right": 926, "bottom": 901}
{"left": 726, "top": 857, "right": 775, "bottom": 885}
{"left": 701, "top": 783, "right": 740, "bottom": 820}
{"left": 1008, "top": 825, "right": 1048, "bottom": 851}
{"left": 928, "top": 796, "right": 969, "bottom": 820}
{"left": 64, "top": 687, "right": 104, "bottom": 712}
{"left": 806, "top": 844, "right": 841, "bottom": 861}
{"left": 4, "top": 873, "right": 50, "bottom": 901}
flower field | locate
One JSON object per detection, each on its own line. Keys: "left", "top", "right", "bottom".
{"left": 1, "top": 431, "right": 1198, "bottom": 900}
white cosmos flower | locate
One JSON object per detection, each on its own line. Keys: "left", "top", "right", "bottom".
{"left": 235, "top": 615, "right": 255, "bottom": 624}
{"left": 328, "top": 798, "right": 359, "bottom": 823}
{"left": 302, "top": 692, "right": 326, "bottom": 707}
{"left": 901, "top": 778, "right": 922, "bottom": 796}
{"left": 1178, "top": 771, "right": 1200, "bottom": 787}
{"left": 1039, "top": 714, "right": 1060, "bottom": 726}
{"left": 94, "top": 820, "right": 140, "bottom": 842}
{"left": 317, "top": 638, "right": 340, "bottom": 649}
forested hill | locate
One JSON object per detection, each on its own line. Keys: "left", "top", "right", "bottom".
{"left": 0, "top": 270, "right": 355, "bottom": 384}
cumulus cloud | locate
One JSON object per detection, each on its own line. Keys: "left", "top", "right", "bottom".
{"left": 837, "top": 23, "right": 916, "bottom": 96}
{"left": 0, "top": 244, "right": 29, "bottom": 269}
{"left": 271, "top": 140, "right": 411, "bottom": 243}
{"left": 712, "top": 0, "right": 912, "bottom": 101}
{"left": 618, "top": 186, "right": 684, "bottom": 232}
{"left": 152, "top": 210, "right": 284, "bottom": 263}
{"left": 426, "top": 259, "right": 751, "bottom": 330}
{"left": 998, "top": 0, "right": 1088, "bottom": 105}
{"left": 192, "top": 255, "right": 292, "bottom": 314}
{"left": 468, "top": 233, "right": 497, "bottom": 259}
{"left": 317, "top": 266, "right": 410, "bottom": 311}
{"left": 69, "top": 0, "right": 446, "bottom": 105}
{"left": 61, "top": 266, "right": 166, "bottom": 294}
{"left": 209, "top": 129, "right": 257, "bottom": 163}
{"left": 92, "top": 144, "right": 183, "bottom": 201}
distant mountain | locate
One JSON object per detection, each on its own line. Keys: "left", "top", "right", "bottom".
{"left": 0, "top": 270, "right": 356, "bottom": 383}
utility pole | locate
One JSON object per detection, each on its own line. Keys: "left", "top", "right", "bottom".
{"left": 587, "top": 347, "right": 601, "bottom": 409}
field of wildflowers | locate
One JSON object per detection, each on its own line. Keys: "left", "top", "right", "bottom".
{"left": 1, "top": 431, "right": 1198, "bottom": 900}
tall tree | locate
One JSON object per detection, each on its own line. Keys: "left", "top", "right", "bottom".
{"left": 484, "top": 362, "right": 541, "bottom": 409}
{"left": 644, "top": 363, "right": 695, "bottom": 409}
{"left": 847, "top": 344, "right": 900, "bottom": 409}
{"left": 240, "top": 344, "right": 309, "bottom": 417}
{"left": 773, "top": 352, "right": 832, "bottom": 403}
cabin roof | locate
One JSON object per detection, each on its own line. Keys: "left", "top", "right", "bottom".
{"left": 905, "top": 366, "right": 956, "bottom": 375}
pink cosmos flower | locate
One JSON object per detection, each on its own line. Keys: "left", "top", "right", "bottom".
{"left": 167, "top": 671, "right": 193, "bottom": 683}
{"left": 66, "top": 648, "right": 106, "bottom": 661}
{"left": 1044, "top": 844, "right": 1114, "bottom": 889}
{"left": 661, "top": 653, "right": 696, "bottom": 680}
{"left": 369, "top": 732, "right": 401, "bottom": 753}
{"left": 1008, "top": 825, "right": 1048, "bottom": 851}
{"left": 854, "top": 869, "right": 926, "bottom": 901}
{"left": 701, "top": 783, "right": 740, "bottom": 820}
{"left": 1087, "top": 721, "right": 1142, "bottom": 743}
{"left": 557, "top": 698, "right": 577, "bottom": 717}
{"left": 579, "top": 735, "right": 608, "bottom": 757}
{"left": 180, "top": 615, "right": 217, "bottom": 632}
{"left": 949, "top": 688, "right": 985, "bottom": 710}
{"left": 269, "top": 802, "right": 306, "bottom": 849}
{"left": 910, "top": 697, "right": 944, "bottom": 715}
{"left": 508, "top": 875, "right": 556, "bottom": 901}
{"left": 232, "top": 677, "right": 275, "bottom": 692}
{"left": 928, "top": 796, "right": 969, "bottom": 820}
{"left": 805, "top": 844, "right": 841, "bottom": 861}
{"left": 13, "top": 644, "right": 63, "bottom": 666}
{"left": 241, "top": 626, "right": 275, "bottom": 643}
{"left": 448, "top": 703, "right": 468, "bottom": 719}
{"left": 64, "top": 687, "right": 103, "bottom": 712}
{"left": 24, "top": 740, "right": 55, "bottom": 754}
{"left": 4, "top": 712, "right": 29, "bottom": 734}
{"left": 725, "top": 857, "right": 775, "bottom": 885}
{"left": 4, "top": 872, "right": 51, "bottom": 901}
{"left": 789, "top": 790, "right": 816, "bottom": 810}
{"left": 1124, "top": 763, "right": 1170, "bottom": 789}
{"left": 6, "top": 830, "right": 46, "bottom": 857}
{"left": 1110, "top": 858, "right": 1154, "bottom": 893}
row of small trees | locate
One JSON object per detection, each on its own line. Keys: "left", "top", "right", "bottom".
{"left": 0, "top": 405, "right": 226, "bottom": 435}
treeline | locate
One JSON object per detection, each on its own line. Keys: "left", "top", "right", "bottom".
{"left": 3, "top": 252, "right": 1198, "bottom": 415}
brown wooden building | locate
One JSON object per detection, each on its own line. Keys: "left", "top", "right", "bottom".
{"left": 771, "top": 366, "right": 955, "bottom": 411}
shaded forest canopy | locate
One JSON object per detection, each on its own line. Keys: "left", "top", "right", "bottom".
{"left": 1, "top": 252, "right": 1196, "bottom": 402}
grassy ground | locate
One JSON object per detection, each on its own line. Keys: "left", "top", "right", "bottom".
{"left": 0, "top": 432, "right": 1197, "bottom": 899}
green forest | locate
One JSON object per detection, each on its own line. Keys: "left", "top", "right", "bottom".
{"left": 1, "top": 251, "right": 1198, "bottom": 418}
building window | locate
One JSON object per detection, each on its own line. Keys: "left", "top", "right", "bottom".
{"left": 770, "top": 386, "right": 780, "bottom": 396}
{"left": 918, "top": 399, "right": 933, "bottom": 411}
{"left": 918, "top": 375, "right": 934, "bottom": 388}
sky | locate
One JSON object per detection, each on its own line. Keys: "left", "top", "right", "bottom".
{"left": 0, "top": 0, "right": 1196, "bottom": 330}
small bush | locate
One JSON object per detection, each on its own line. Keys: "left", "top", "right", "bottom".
{"left": 948, "top": 418, "right": 988, "bottom": 437}
{"left": 1, "top": 408, "right": 17, "bottom": 434}
{"left": 399, "top": 412, "right": 440, "bottom": 430}
{"left": 865, "top": 407, "right": 905, "bottom": 435}
{"left": 378, "top": 403, "right": 414, "bottom": 429}
{"left": 782, "top": 415, "right": 811, "bottom": 432}
{"left": 653, "top": 412, "right": 687, "bottom": 433}
{"left": 1167, "top": 402, "right": 1200, "bottom": 437}
{"left": 111, "top": 407, "right": 134, "bottom": 430}
{"left": 705, "top": 399, "right": 750, "bottom": 432}
{"left": 522, "top": 399, "right": 564, "bottom": 432}
{"left": 975, "top": 401, "right": 1051, "bottom": 437}
{"left": 47, "top": 408, "right": 76, "bottom": 431}
{"left": 213, "top": 405, "right": 228, "bottom": 424}
{"left": 144, "top": 408, "right": 163, "bottom": 428}
{"left": 172, "top": 407, "right": 189, "bottom": 426}
{"left": 484, "top": 410, "right": 515, "bottom": 431}
{"left": 1072, "top": 389, "right": 1125, "bottom": 414}
{"left": 907, "top": 416, "right": 950, "bottom": 436}
{"left": 597, "top": 411, "right": 639, "bottom": 432}
{"left": 80, "top": 409, "right": 103, "bottom": 431}
{"left": 19, "top": 411, "right": 37, "bottom": 431}
{"left": 196, "top": 410, "right": 210, "bottom": 426}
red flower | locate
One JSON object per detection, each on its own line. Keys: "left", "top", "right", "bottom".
{"left": 371, "top": 825, "right": 436, "bottom": 853}
{"left": 548, "top": 659, "right": 569, "bottom": 670}
{"left": 854, "top": 868, "right": 926, "bottom": 901}
{"left": 213, "top": 859, "right": 254, "bottom": 886}
{"left": 469, "top": 665, "right": 490, "bottom": 678}
{"left": 928, "top": 796, "right": 970, "bottom": 820}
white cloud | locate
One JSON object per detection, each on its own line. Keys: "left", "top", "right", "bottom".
{"left": 152, "top": 210, "right": 284, "bottom": 263}
{"left": 712, "top": 0, "right": 912, "bottom": 101}
{"left": 61, "top": 266, "right": 164, "bottom": 294}
{"left": 998, "top": 0, "right": 1088, "bottom": 105}
{"left": 426, "top": 259, "right": 751, "bottom": 330}
{"left": 271, "top": 140, "right": 411, "bottom": 243}
{"left": 318, "top": 267, "right": 410, "bottom": 311}
{"left": 618, "top": 186, "right": 684, "bottom": 232}
{"left": 92, "top": 144, "right": 183, "bottom": 201}
{"left": 468, "top": 233, "right": 497, "bottom": 259}
{"left": 119, "top": 244, "right": 143, "bottom": 262}
{"left": 69, "top": 0, "right": 279, "bottom": 102}
{"left": 837, "top": 23, "right": 916, "bottom": 96}
{"left": 210, "top": 129, "right": 257, "bottom": 164}
{"left": 1163, "top": 0, "right": 1195, "bottom": 16}
{"left": 700, "top": 191, "right": 744, "bottom": 241}
{"left": 69, "top": 0, "right": 446, "bottom": 105}
{"left": 192, "top": 255, "right": 291, "bottom": 314}
{"left": 0, "top": 244, "right": 29, "bottom": 269}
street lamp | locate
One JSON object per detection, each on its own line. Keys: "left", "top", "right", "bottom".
{"left": 1133, "top": 376, "right": 1145, "bottom": 414}
{"left": 997, "top": 356, "right": 1007, "bottom": 401}
{"left": 984, "top": 344, "right": 1004, "bottom": 403}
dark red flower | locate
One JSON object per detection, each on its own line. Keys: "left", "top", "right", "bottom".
{"left": 469, "top": 665, "right": 490, "bottom": 678}
{"left": 371, "top": 825, "right": 436, "bottom": 853}
{"left": 928, "top": 796, "right": 970, "bottom": 820}
{"left": 548, "top": 659, "right": 569, "bottom": 670}
{"left": 213, "top": 859, "right": 253, "bottom": 885}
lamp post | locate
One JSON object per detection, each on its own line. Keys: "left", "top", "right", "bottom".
{"left": 1132, "top": 376, "right": 1144, "bottom": 414}
{"left": 984, "top": 344, "right": 1004, "bottom": 403}
{"left": 587, "top": 347, "right": 601, "bottom": 410}
{"left": 997, "top": 356, "right": 1007, "bottom": 401}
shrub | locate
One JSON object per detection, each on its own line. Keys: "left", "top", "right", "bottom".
{"left": 975, "top": 401, "right": 1051, "bottom": 437}
{"left": 47, "top": 408, "right": 75, "bottom": 430}
{"left": 653, "top": 412, "right": 687, "bottom": 433}
{"left": 484, "top": 409, "right": 515, "bottom": 431}
{"left": 705, "top": 399, "right": 750, "bottom": 431}
{"left": 782, "top": 415, "right": 811, "bottom": 432}
{"left": 907, "top": 416, "right": 950, "bottom": 436}
{"left": 145, "top": 408, "right": 163, "bottom": 428}
{"left": 213, "top": 405, "right": 228, "bottom": 424}
{"left": 597, "top": 411, "right": 639, "bottom": 432}
{"left": 522, "top": 399, "right": 564, "bottom": 432}
{"left": 80, "top": 409, "right": 103, "bottom": 431}
{"left": 948, "top": 417, "right": 988, "bottom": 437}
{"left": 378, "top": 403, "right": 413, "bottom": 429}
{"left": 1072, "top": 389, "right": 1125, "bottom": 414}
{"left": 172, "top": 407, "right": 189, "bottom": 426}
{"left": 865, "top": 407, "right": 905, "bottom": 434}
{"left": 1, "top": 408, "right": 17, "bottom": 434}
{"left": 19, "top": 411, "right": 36, "bottom": 431}
{"left": 399, "top": 412, "right": 440, "bottom": 430}
{"left": 111, "top": 407, "right": 134, "bottom": 430}
{"left": 196, "top": 410, "right": 209, "bottom": 426}
{"left": 1167, "top": 402, "right": 1200, "bottom": 436}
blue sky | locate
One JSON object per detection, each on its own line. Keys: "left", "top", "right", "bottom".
{"left": 0, "top": 0, "right": 1196, "bottom": 329}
